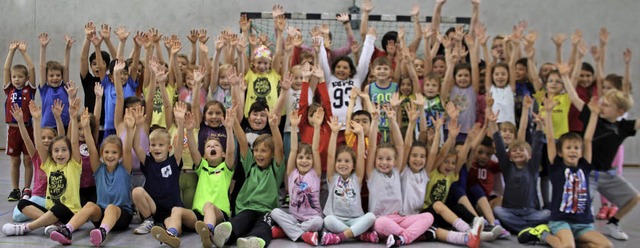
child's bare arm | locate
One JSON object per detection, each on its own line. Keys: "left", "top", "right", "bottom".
{"left": 269, "top": 109, "right": 284, "bottom": 166}
{"left": 551, "top": 33, "right": 566, "bottom": 64}
{"left": 30, "top": 102, "right": 47, "bottom": 161}
{"left": 38, "top": 33, "right": 50, "bottom": 87}
{"left": 518, "top": 95, "right": 533, "bottom": 141}
{"left": 583, "top": 99, "right": 598, "bottom": 164}
{"left": 359, "top": 0, "right": 373, "bottom": 41}
{"left": 90, "top": 35, "right": 107, "bottom": 80}
{"left": 525, "top": 44, "right": 543, "bottom": 92}
{"left": 543, "top": 96, "right": 557, "bottom": 163}
{"left": 365, "top": 109, "right": 379, "bottom": 180}
{"left": 10, "top": 104, "right": 36, "bottom": 157}
{"left": 187, "top": 29, "right": 199, "bottom": 66}
{"left": 92, "top": 83, "right": 103, "bottom": 142}
{"left": 15, "top": 42, "right": 35, "bottom": 85}
{"left": 99, "top": 24, "right": 117, "bottom": 58}
{"left": 113, "top": 60, "right": 126, "bottom": 135}
{"left": 114, "top": 26, "right": 130, "bottom": 59}
{"left": 440, "top": 38, "right": 455, "bottom": 100}
{"left": 431, "top": 0, "right": 445, "bottom": 36}
{"left": 173, "top": 102, "right": 187, "bottom": 165}
{"left": 426, "top": 114, "right": 443, "bottom": 173}
{"left": 310, "top": 109, "right": 323, "bottom": 176}
{"left": 4, "top": 41, "right": 18, "bottom": 86}
{"left": 326, "top": 116, "right": 340, "bottom": 183}
{"left": 63, "top": 35, "right": 75, "bottom": 83}
{"left": 130, "top": 33, "right": 143, "bottom": 81}
{"left": 558, "top": 63, "right": 584, "bottom": 111}
{"left": 80, "top": 22, "right": 95, "bottom": 79}
{"left": 52, "top": 99, "right": 66, "bottom": 137}
{"left": 623, "top": 49, "right": 632, "bottom": 96}
{"left": 401, "top": 102, "right": 420, "bottom": 173}
{"left": 223, "top": 108, "right": 236, "bottom": 170}
{"left": 70, "top": 99, "right": 81, "bottom": 163}
{"left": 121, "top": 108, "right": 134, "bottom": 173}
{"left": 81, "top": 108, "right": 100, "bottom": 172}
{"left": 407, "top": 5, "right": 423, "bottom": 53}
{"left": 159, "top": 80, "right": 174, "bottom": 127}
{"left": 286, "top": 111, "right": 301, "bottom": 177}
{"left": 355, "top": 120, "right": 367, "bottom": 184}
{"left": 184, "top": 112, "right": 202, "bottom": 166}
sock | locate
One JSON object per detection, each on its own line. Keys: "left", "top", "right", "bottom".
{"left": 607, "top": 217, "right": 619, "bottom": 225}
{"left": 100, "top": 224, "right": 111, "bottom": 234}
{"left": 540, "top": 231, "right": 549, "bottom": 244}
{"left": 207, "top": 223, "right": 215, "bottom": 231}
{"left": 453, "top": 218, "right": 470, "bottom": 232}
{"left": 65, "top": 224, "right": 75, "bottom": 233}
{"left": 445, "top": 231, "right": 467, "bottom": 245}
{"left": 23, "top": 224, "right": 31, "bottom": 233}
{"left": 167, "top": 227, "right": 179, "bottom": 237}
{"left": 337, "top": 232, "right": 346, "bottom": 241}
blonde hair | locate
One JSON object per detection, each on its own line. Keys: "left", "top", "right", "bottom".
{"left": 499, "top": 122, "right": 517, "bottom": 134}
{"left": 603, "top": 89, "right": 633, "bottom": 112}
{"left": 101, "top": 135, "right": 123, "bottom": 156}
{"left": 509, "top": 140, "right": 532, "bottom": 155}
{"left": 149, "top": 128, "right": 171, "bottom": 144}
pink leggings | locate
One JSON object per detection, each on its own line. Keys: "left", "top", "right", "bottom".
{"left": 373, "top": 213, "right": 434, "bottom": 244}
{"left": 601, "top": 145, "right": 624, "bottom": 206}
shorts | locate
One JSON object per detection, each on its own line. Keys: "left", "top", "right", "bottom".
{"left": 590, "top": 171, "right": 639, "bottom": 208}
{"left": 466, "top": 184, "right": 486, "bottom": 205}
{"left": 6, "top": 125, "right": 33, "bottom": 156}
{"left": 153, "top": 207, "right": 173, "bottom": 224}
{"left": 548, "top": 221, "right": 593, "bottom": 238}
{"left": 192, "top": 209, "right": 230, "bottom": 222}
{"left": 17, "top": 200, "right": 74, "bottom": 224}
{"left": 91, "top": 206, "right": 133, "bottom": 231}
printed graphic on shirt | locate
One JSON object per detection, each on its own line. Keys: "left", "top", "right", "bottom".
{"left": 48, "top": 170, "right": 67, "bottom": 204}
{"left": 292, "top": 176, "right": 320, "bottom": 213}
{"left": 429, "top": 178, "right": 447, "bottom": 204}
{"left": 252, "top": 77, "right": 272, "bottom": 103}
{"left": 560, "top": 168, "right": 588, "bottom": 214}
{"left": 161, "top": 165, "right": 173, "bottom": 178}
{"left": 79, "top": 143, "right": 89, "bottom": 157}
{"left": 333, "top": 177, "right": 357, "bottom": 205}
{"left": 451, "top": 94, "right": 469, "bottom": 113}
{"left": 330, "top": 80, "right": 355, "bottom": 109}
{"left": 152, "top": 89, "right": 164, "bottom": 114}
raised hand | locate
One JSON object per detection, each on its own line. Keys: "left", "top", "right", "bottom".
{"left": 198, "top": 29, "right": 209, "bottom": 44}
{"left": 412, "top": 93, "right": 425, "bottom": 107}
{"left": 133, "top": 105, "right": 146, "bottom": 126}
{"left": 113, "top": 59, "right": 126, "bottom": 73}
{"left": 69, "top": 98, "right": 81, "bottom": 119}
{"left": 29, "top": 101, "right": 42, "bottom": 120}
{"left": 80, "top": 108, "right": 91, "bottom": 128}
{"left": 362, "top": 0, "right": 373, "bottom": 13}
{"left": 149, "top": 27, "right": 163, "bottom": 43}
{"left": 571, "top": 29, "right": 582, "bottom": 46}
{"left": 223, "top": 108, "right": 236, "bottom": 130}
{"left": 390, "top": 93, "right": 402, "bottom": 108}
{"left": 350, "top": 120, "right": 364, "bottom": 135}
{"left": 272, "top": 4, "right": 285, "bottom": 17}
{"left": 10, "top": 104, "right": 23, "bottom": 122}
{"left": 542, "top": 96, "right": 557, "bottom": 112}
{"left": 445, "top": 101, "right": 459, "bottom": 120}
{"left": 485, "top": 91, "right": 494, "bottom": 108}
{"left": 193, "top": 66, "right": 206, "bottom": 83}
{"left": 84, "top": 22, "right": 96, "bottom": 38}
{"left": 133, "top": 32, "right": 148, "bottom": 47}
{"left": 350, "top": 40, "right": 361, "bottom": 54}
{"left": 599, "top": 27, "right": 609, "bottom": 45}
{"left": 114, "top": 26, "right": 130, "bottom": 42}
{"left": 65, "top": 35, "right": 76, "bottom": 49}
{"left": 556, "top": 63, "right": 571, "bottom": 75}
{"left": 9, "top": 41, "right": 18, "bottom": 51}
{"left": 328, "top": 116, "right": 340, "bottom": 133}
{"left": 311, "top": 65, "right": 324, "bottom": 81}
{"left": 406, "top": 103, "right": 420, "bottom": 122}
{"left": 336, "top": 13, "right": 349, "bottom": 23}
{"left": 289, "top": 110, "right": 302, "bottom": 127}
{"left": 65, "top": 81, "right": 79, "bottom": 99}
{"left": 587, "top": 98, "right": 600, "bottom": 114}
{"left": 431, "top": 113, "right": 444, "bottom": 130}
{"left": 310, "top": 107, "right": 324, "bottom": 127}
{"left": 524, "top": 30, "right": 538, "bottom": 46}
{"left": 410, "top": 4, "right": 420, "bottom": 16}
{"left": 239, "top": 14, "right": 252, "bottom": 33}
{"left": 124, "top": 107, "right": 135, "bottom": 129}
{"left": 52, "top": 99, "right": 64, "bottom": 118}
{"left": 280, "top": 72, "right": 293, "bottom": 90}
{"left": 187, "top": 29, "right": 199, "bottom": 44}
{"left": 551, "top": 33, "right": 566, "bottom": 47}
{"left": 100, "top": 24, "right": 111, "bottom": 40}
{"left": 624, "top": 48, "right": 632, "bottom": 64}
{"left": 184, "top": 112, "right": 196, "bottom": 131}
{"left": 94, "top": 82, "right": 104, "bottom": 98}
{"left": 91, "top": 34, "right": 103, "bottom": 46}
{"left": 39, "top": 33, "right": 50, "bottom": 46}
{"left": 590, "top": 46, "right": 600, "bottom": 61}
{"left": 523, "top": 95, "right": 533, "bottom": 110}
{"left": 171, "top": 40, "right": 182, "bottom": 55}
{"left": 174, "top": 101, "right": 187, "bottom": 122}
{"left": 267, "top": 109, "right": 280, "bottom": 127}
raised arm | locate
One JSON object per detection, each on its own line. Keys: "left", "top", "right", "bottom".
{"left": 623, "top": 49, "right": 632, "bottom": 96}
{"left": 365, "top": 109, "right": 379, "bottom": 180}
{"left": 4, "top": 41, "right": 18, "bottom": 86}
{"left": 426, "top": 114, "right": 444, "bottom": 173}
{"left": 81, "top": 108, "right": 101, "bottom": 172}
{"left": 518, "top": 95, "right": 533, "bottom": 141}
{"left": 386, "top": 104, "right": 404, "bottom": 170}
{"left": 326, "top": 116, "right": 340, "bottom": 183}
{"left": 551, "top": 33, "right": 566, "bottom": 64}
{"left": 401, "top": 102, "right": 420, "bottom": 173}
{"left": 10, "top": 104, "right": 35, "bottom": 157}
{"left": 558, "top": 63, "right": 584, "bottom": 111}
{"left": 132, "top": 105, "right": 148, "bottom": 165}
{"left": 467, "top": 34, "right": 481, "bottom": 94}
{"left": 222, "top": 108, "right": 236, "bottom": 170}
{"left": 583, "top": 99, "right": 599, "bottom": 164}
{"left": 407, "top": 5, "right": 423, "bottom": 53}
{"left": 525, "top": 45, "right": 543, "bottom": 91}
{"left": 543, "top": 97, "right": 557, "bottom": 163}
{"left": 172, "top": 102, "right": 186, "bottom": 165}
{"left": 52, "top": 99, "right": 66, "bottom": 138}
{"left": 431, "top": 0, "right": 446, "bottom": 36}
{"left": 310, "top": 109, "right": 322, "bottom": 176}
{"left": 38, "top": 33, "right": 50, "bottom": 87}
{"left": 69, "top": 99, "right": 81, "bottom": 163}
{"left": 80, "top": 22, "right": 95, "bottom": 79}
{"left": 359, "top": 0, "right": 374, "bottom": 42}
{"left": 112, "top": 60, "right": 127, "bottom": 135}
{"left": 287, "top": 111, "right": 301, "bottom": 177}
{"left": 355, "top": 120, "right": 367, "bottom": 184}
{"left": 122, "top": 108, "right": 135, "bottom": 173}
{"left": 114, "top": 26, "right": 130, "bottom": 60}
{"left": 30, "top": 102, "right": 47, "bottom": 161}
{"left": 63, "top": 35, "right": 75, "bottom": 83}
{"left": 130, "top": 33, "right": 143, "bottom": 81}
{"left": 187, "top": 29, "right": 199, "bottom": 66}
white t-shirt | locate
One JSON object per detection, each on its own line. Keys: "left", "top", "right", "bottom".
{"left": 368, "top": 168, "right": 403, "bottom": 217}
{"left": 284, "top": 88, "right": 301, "bottom": 133}
{"left": 324, "top": 173, "right": 364, "bottom": 220}
{"left": 491, "top": 86, "right": 516, "bottom": 124}
{"left": 401, "top": 168, "right": 429, "bottom": 215}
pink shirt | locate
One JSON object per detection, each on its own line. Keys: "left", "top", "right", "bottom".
{"left": 31, "top": 153, "right": 46, "bottom": 196}
{"left": 288, "top": 169, "right": 322, "bottom": 221}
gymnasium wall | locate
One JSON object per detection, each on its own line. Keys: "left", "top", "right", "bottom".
{"left": 1, "top": 0, "right": 639, "bottom": 163}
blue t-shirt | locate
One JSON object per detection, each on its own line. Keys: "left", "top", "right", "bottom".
{"left": 39, "top": 84, "right": 69, "bottom": 128}
{"left": 101, "top": 76, "right": 139, "bottom": 131}
{"left": 369, "top": 82, "right": 398, "bottom": 134}
{"left": 549, "top": 156, "right": 593, "bottom": 224}
{"left": 142, "top": 154, "right": 183, "bottom": 209}
{"left": 94, "top": 163, "right": 132, "bottom": 214}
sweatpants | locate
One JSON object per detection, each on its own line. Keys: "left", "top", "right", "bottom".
{"left": 374, "top": 213, "right": 434, "bottom": 244}
{"left": 324, "top": 213, "right": 376, "bottom": 237}
{"left": 270, "top": 208, "right": 323, "bottom": 241}
{"left": 226, "top": 210, "right": 273, "bottom": 246}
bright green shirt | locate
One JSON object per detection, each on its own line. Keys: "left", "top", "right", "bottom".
{"left": 236, "top": 150, "right": 285, "bottom": 213}
{"left": 191, "top": 159, "right": 233, "bottom": 216}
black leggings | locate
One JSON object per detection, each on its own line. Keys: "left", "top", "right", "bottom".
{"left": 227, "top": 210, "right": 273, "bottom": 246}
{"left": 423, "top": 203, "right": 476, "bottom": 230}
{"left": 17, "top": 199, "right": 74, "bottom": 224}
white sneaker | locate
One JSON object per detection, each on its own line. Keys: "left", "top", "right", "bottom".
{"left": 469, "top": 217, "right": 485, "bottom": 237}
{"left": 2, "top": 223, "right": 27, "bottom": 236}
{"left": 134, "top": 219, "right": 154, "bottom": 234}
{"left": 44, "top": 224, "right": 58, "bottom": 236}
{"left": 606, "top": 223, "right": 629, "bottom": 240}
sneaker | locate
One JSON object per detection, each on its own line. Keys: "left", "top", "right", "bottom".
{"left": 134, "top": 219, "right": 154, "bottom": 234}
{"left": 237, "top": 236, "right": 265, "bottom": 248}
{"left": 195, "top": 221, "right": 213, "bottom": 248}
{"left": 386, "top": 235, "right": 404, "bottom": 247}
{"left": 151, "top": 226, "right": 180, "bottom": 248}
{"left": 597, "top": 205, "right": 610, "bottom": 220}
{"left": 50, "top": 226, "right": 73, "bottom": 245}
{"left": 466, "top": 227, "right": 481, "bottom": 248}
{"left": 212, "top": 222, "right": 232, "bottom": 248}
{"left": 517, "top": 224, "right": 549, "bottom": 244}
{"left": 608, "top": 206, "right": 619, "bottom": 219}
{"left": 321, "top": 232, "right": 342, "bottom": 246}
{"left": 605, "top": 223, "right": 629, "bottom": 240}
{"left": 359, "top": 230, "right": 379, "bottom": 243}
{"left": 481, "top": 225, "right": 503, "bottom": 241}
{"left": 21, "top": 188, "right": 31, "bottom": 200}
{"left": 420, "top": 226, "right": 437, "bottom": 242}
{"left": 7, "top": 189, "right": 20, "bottom": 201}
{"left": 301, "top": 231, "right": 318, "bottom": 246}
{"left": 44, "top": 224, "right": 59, "bottom": 236}
{"left": 90, "top": 227, "right": 107, "bottom": 246}
{"left": 271, "top": 226, "right": 285, "bottom": 239}
{"left": 2, "top": 223, "right": 27, "bottom": 236}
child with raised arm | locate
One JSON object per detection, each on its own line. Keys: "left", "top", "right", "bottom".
{"left": 484, "top": 32, "right": 517, "bottom": 125}
{"left": 363, "top": 56, "right": 398, "bottom": 142}
{"left": 130, "top": 103, "right": 186, "bottom": 235}
{"left": 49, "top": 108, "right": 134, "bottom": 246}
{"left": 562, "top": 63, "right": 640, "bottom": 240}
{"left": 270, "top": 110, "right": 324, "bottom": 246}
{"left": 5, "top": 40, "right": 37, "bottom": 201}
{"left": 320, "top": 116, "right": 376, "bottom": 246}
{"left": 2, "top": 99, "right": 82, "bottom": 236}
{"left": 518, "top": 98, "right": 611, "bottom": 248}
{"left": 101, "top": 30, "right": 141, "bottom": 137}
{"left": 368, "top": 104, "right": 434, "bottom": 247}
{"left": 38, "top": 33, "right": 73, "bottom": 129}
{"left": 150, "top": 108, "right": 235, "bottom": 248}
{"left": 9, "top": 103, "right": 54, "bottom": 222}
{"left": 212, "top": 109, "right": 285, "bottom": 248}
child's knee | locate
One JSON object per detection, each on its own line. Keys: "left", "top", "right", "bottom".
{"left": 131, "top": 187, "right": 145, "bottom": 198}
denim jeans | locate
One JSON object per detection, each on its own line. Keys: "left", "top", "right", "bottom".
{"left": 493, "top": 206, "right": 550, "bottom": 233}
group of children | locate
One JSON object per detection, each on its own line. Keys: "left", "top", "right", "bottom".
{"left": 2, "top": 1, "right": 639, "bottom": 248}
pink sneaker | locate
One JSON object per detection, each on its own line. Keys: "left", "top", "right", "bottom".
{"left": 301, "top": 231, "right": 318, "bottom": 246}
{"left": 321, "top": 232, "right": 342, "bottom": 245}
{"left": 359, "top": 230, "right": 379, "bottom": 243}
{"left": 271, "top": 226, "right": 285, "bottom": 239}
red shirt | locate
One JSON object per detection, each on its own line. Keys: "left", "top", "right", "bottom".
{"left": 467, "top": 160, "right": 501, "bottom": 196}
{"left": 299, "top": 81, "right": 333, "bottom": 171}
{"left": 4, "top": 83, "right": 36, "bottom": 124}
{"left": 568, "top": 84, "right": 597, "bottom": 133}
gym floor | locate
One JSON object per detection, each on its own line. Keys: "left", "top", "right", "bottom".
{"left": 0, "top": 154, "right": 638, "bottom": 247}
